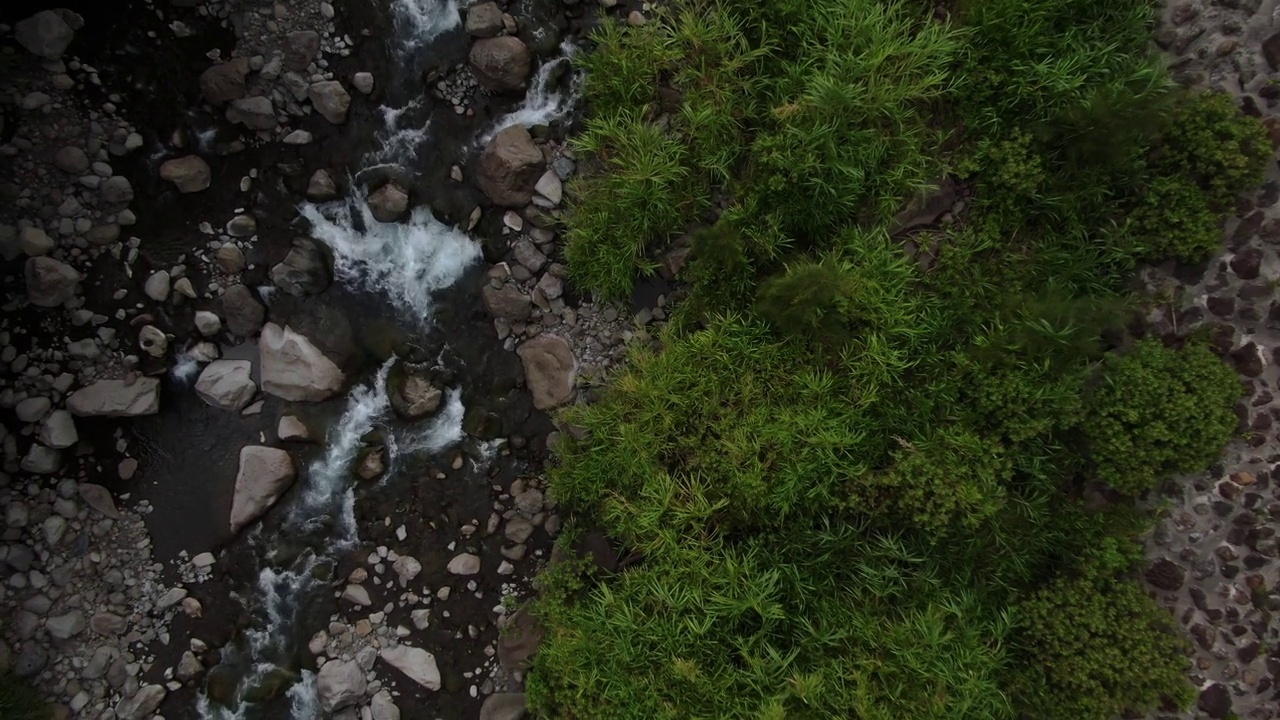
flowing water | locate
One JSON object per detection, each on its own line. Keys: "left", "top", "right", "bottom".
{"left": 195, "top": 0, "right": 582, "bottom": 717}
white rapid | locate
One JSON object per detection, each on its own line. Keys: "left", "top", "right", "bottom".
{"left": 480, "top": 42, "right": 584, "bottom": 144}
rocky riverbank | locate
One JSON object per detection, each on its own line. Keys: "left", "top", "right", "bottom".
{"left": 0, "top": 0, "right": 666, "bottom": 718}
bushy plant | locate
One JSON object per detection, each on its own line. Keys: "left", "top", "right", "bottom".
{"left": 1123, "top": 175, "right": 1223, "bottom": 262}
{"left": 1011, "top": 555, "right": 1192, "bottom": 720}
{"left": 1085, "top": 339, "right": 1240, "bottom": 494}
{"left": 576, "top": 18, "right": 676, "bottom": 116}
{"left": 1157, "top": 90, "right": 1270, "bottom": 209}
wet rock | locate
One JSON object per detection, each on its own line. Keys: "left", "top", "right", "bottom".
{"left": 53, "top": 146, "right": 89, "bottom": 174}
{"left": 145, "top": 270, "right": 171, "bottom": 302}
{"left": 195, "top": 310, "right": 222, "bottom": 337}
{"left": 21, "top": 445, "right": 61, "bottom": 474}
{"left": 356, "top": 447, "right": 385, "bottom": 480}
{"left": 79, "top": 483, "right": 120, "bottom": 518}
{"left": 159, "top": 155, "right": 212, "bottom": 193}
{"left": 307, "top": 169, "right": 339, "bottom": 201}
{"left": 15, "top": 11, "right": 74, "bottom": 59}
{"left": 229, "top": 446, "right": 297, "bottom": 533}
{"left": 24, "top": 256, "right": 80, "bottom": 307}
{"left": 367, "top": 183, "right": 409, "bottom": 223}
{"left": 216, "top": 244, "right": 248, "bottom": 274}
{"left": 115, "top": 685, "right": 166, "bottom": 720}
{"left": 309, "top": 81, "right": 351, "bottom": 124}
{"left": 481, "top": 693, "right": 527, "bottom": 720}
{"left": 353, "top": 72, "right": 375, "bottom": 95}
{"left": 47, "top": 610, "right": 86, "bottom": 640}
{"left": 470, "top": 36, "right": 532, "bottom": 92}
{"left": 317, "top": 659, "right": 366, "bottom": 713}
{"left": 466, "top": 2, "right": 504, "bottom": 37}
{"left": 227, "top": 96, "right": 277, "bottom": 131}
{"left": 482, "top": 283, "right": 532, "bottom": 321}
{"left": 271, "top": 237, "right": 332, "bottom": 296}
{"left": 1197, "top": 682, "right": 1231, "bottom": 718}
{"left": 260, "top": 323, "right": 346, "bottom": 401}
{"left": 196, "top": 360, "right": 257, "bottom": 411}
{"left": 278, "top": 415, "right": 311, "bottom": 441}
{"left": 100, "top": 176, "right": 134, "bottom": 205}
{"left": 478, "top": 126, "right": 545, "bottom": 207}
{"left": 517, "top": 334, "right": 576, "bottom": 409}
{"left": 139, "top": 325, "right": 168, "bottom": 357}
{"left": 1145, "top": 558, "right": 1185, "bottom": 591}
{"left": 390, "top": 367, "right": 442, "bottom": 420}
{"left": 200, "top": 57, "right": 250, "bottom": 104}
{"left": 39, "top": 410, "right": 78, "bottom": 449}
{"left": 378, "top": 645, "right": 441, "bottom": 691}
{"left": 220, "top": 285, "right": 266, "bottom": 337}
{"left": 447, "top": 553, "right": 481, "bottom": 575}
{"left": 284, "top": 30, "right": 321, "bottom": 72}
{"left": 68, "top": 378, "right": 161, "bottom": 417}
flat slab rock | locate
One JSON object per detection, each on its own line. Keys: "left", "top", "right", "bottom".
{"left": 229, "top": 446, "right": 296, "bottom": 533}
{"left": 378, "top": 645, "right": 441, "bottom": 691}
{"left": 67, "top": 378, "right": 160, "bottom": 417}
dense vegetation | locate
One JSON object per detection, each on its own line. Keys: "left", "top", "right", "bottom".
{"left": 0, "top": 673, "right": 50, "bottom": 720}
{"left": 529, "top": 0, "right": 1267, "bottom": 718}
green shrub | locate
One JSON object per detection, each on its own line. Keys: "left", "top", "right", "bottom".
{"left": 564, "top": 109, "right": 704, "bottom": 299}
{"left": 1085, "top": 339, "right": 1240, "bottom": 494}
{"left": 1011, "top": 567, "right": 1192, "bottom": 720}
{"left": 576, "top": 18, "right": 676, "bottom": 116}
{"left": 0, "top": 673, "right": 50, "bottom": 720}
{"left": 1157, "top": 90, "right": 1270, "bottom": 209}
{"left": 1123, "top": 175, "right": 1223, "bottom": 262}
{"left": 679, "top": 221, "right": 756, "bottom": 321}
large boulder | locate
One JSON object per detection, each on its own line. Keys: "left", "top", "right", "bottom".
{"left": 24, "top": 256, "right": 79, "bottom": 307}
{"left": 307, "top": 169, "right": 339, "bottom": 201}
{"left": 227, "top": 96, "right": 277, "bottom": 131}
{"left": 469, "top": 36, "right": 532, "bottom": 92}
{"left": 229, "top": 446, "right": 296, "bottom": 533}
{"left": 367, "top": 183, "right": 408, "bottom": 223}
{"left": 219, "top": 285, "right": 266, "bottom": 337}
{"left": 466, "top": 2, "right": 504, "bottom": 37}
{"left": 497, "top": 605, "right": 545, "bottom": 672}
{"left": 68, "top": 378, "right": 160, "bottom": 417}
{"left": 284, "top": 30, "right": 321, "bottom": 72}
{"left": 199, "top": 57, "right": 250, "bottom": 105}
{"left": 308, "top": 81, "right": 351, "bottom": 124}
{"left": 15, "top": 11, "right": 74, "bottom": 59}
{"left": 271, "top": 237, "right": 331, "bottom": 296}
{"left": 390, "top": 366, "right": 442, "bottom": 420}
{"left": 159, "top": 155, "right": 212, "bottom": 193}
{"left": 481, "top": 283, "right": 532, "bottom": 321}
{"left": 516, "top": 334, "right": 576, "bottom": 410}
{"left": 260, "top": 323, "right": 346, "bottom": 401}
{"left": 195, "top": 360, "right": 257, "bottom": 411}
{"left": 477, "top": 126, "right": 545, "bottom": 207}
{"left": 378, "top": 645, "right": 441, "bottom": 691}
{"left": 317, "top": 659, "right": 366, "bottom": 713}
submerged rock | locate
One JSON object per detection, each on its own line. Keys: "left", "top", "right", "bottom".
{"left": 260, "top": 323, "right": 346, "bottom": 401}
{"left": 229, "top": 446, "right": 296, "bottom": 533}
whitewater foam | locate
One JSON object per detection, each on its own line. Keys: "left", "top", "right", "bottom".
{"left": 480, "top": 42, "right": 584, "bottom": 144}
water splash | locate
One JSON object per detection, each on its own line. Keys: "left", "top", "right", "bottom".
{"left": 169, "top": 348, "right": 201, "bottom": 385}
{"left": 396, "top": 387, "right": 467, "bottom": 456}
{"left": 393, "top": 0, "right": 461, "bottom": 51}
{"left": 285, "top": 671, "right": 319, "bottom": 718}
{"left": 301, "top": 201, "right": 479, "bottom": 325}
{"left": 480, "top": 42, "right": 584, "bottom": 144}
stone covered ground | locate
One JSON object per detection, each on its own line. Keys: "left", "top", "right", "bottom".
{"left": 0, "top": 0, "right": 661, "bottom": 718}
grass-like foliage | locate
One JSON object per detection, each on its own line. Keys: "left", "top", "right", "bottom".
{"left": 1084, "top": 339, "right": 1241, "bottom": 495}
{"left": 533, "top": 0, "right": 1258, "bottom": 716}
{"left": 0, "top": 674, "right": 50, "bottom": 720}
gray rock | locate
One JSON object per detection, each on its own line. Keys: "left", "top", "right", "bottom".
{"left": 195, "top": 310, "right": 222, "bottom": 337}
{"left": 174, "top": 277, "right": 197, "bottom": 299}
{"left": 100, "top": 175, "right": 134, "bottom": 205}
{"left": 39, "top": 410, "right": 78, "bottom": 449}
{"left": 283, "top": 129, "right": 314, "bottom": 145}
{"left": 24, "top": 256, "right": 80, "bottom": 307}
{"left": 316, "top": 659, "right": 366, "bottom": 713}
{"left": 12, "top": 643, "right": 47, "bottom": 678}
{"left": 367, "top": 183, "right": 408, "bottom": 223}
{"left": 177, "top": 650, "right": 202, "bottom": 680}
{"left": 115, "top": 685, "right": 166, "bottom": 720}
{"left": 370, "top": 690, "right": 400, "bottom": 720}
{"left": 15, "top": 11, "right": 74, "bottom": 59}
{"left": 19, "top": 227, "right": 54, "bottom": 257}
{"left": 54, "top": 146, "right": 90, "bottom": 174}
{"left": 308, "top": 81, "right": 351, "bottom": 124}
{"left": 6, "top": 505, "right": 29, "bottom": 528}
{"left": 67, "top": 378, "right": 161, "bottom": 417}
{"left": 195, "top": 360, "right": 257, "bottom": 411}
{"left": 200, "top": 57, "right": 250, "bottom": 104}
{"left": 447, "top": 553, "right": 481, "bottom": 575}
{"left": 392, "top": 555, "right": 422, "bottom": 583}
{"left": 216, "top": 244, "right": 247, "bottom": 274}
{"left": 270, "top": 237, "right": 331, "bottom": 296}
{"left": 517, "top": 334, "right": 577, "bottom": 410}
{"left": 229, "top": 446, "right": 297, "bottom": 533}
{"left": 353, "top": 72, "right": 375, "bottom": 95}
{"left": 306, "top": 169, "right": 339, "bottom": 201}
{"left": 477, "top": 125, "right": 545, "bottom": 207}
{"left": 535, "top": 272, "right": 563, "bottom": 301}
{"left": 15, "top": 396, "right": 52, "bottom": 422}
{"left": 46, "top": 610, "right": 86, "bottom": 640}
{"left": 226, "top": 214, "right": 256, "bottom": 237}
{"left": 512, "top": 239, "right": 547, "bottom": 274}
{"left": 480, "top": 693, "right": 528, "bottom": 720}
{"left": 259, "top": 323, "right": 346, "bottom": 401}
{"left": 378, "top": 645, "right": 441, "bottom": 691}
{"left": 138, "top": 325, "right": 168, "bottom": 357}
{"left": 341, "top": 584, "right": 372, "bottom": 606}
{"left": 284, "top": 30, "right": 321, "bottom": 72}
{"left": 277, "top": 415, "right": 311, "bottom": 441}
{"left": 159, "top": 155, "right": 211, "bottom": 193}
{"left": 469, "top": 36, "right": 532, "bottom": 92}
{"left": 90, "top": 612, "right": 128, "bottom": 636}
{"left": 79, "top": 483, "right": 121, "bottom": 519}
{"left": 466, "top": 2, "right": 504, "bottom": 37}
{"left": 227, "top": 96, "right": 277, "bottom": 131}
{"left": 42, "top": 515, "right": 68, "bottom": 544}
{"left": 21, "top": 444, "right": 61, "bottom": 474}
{"left": 144, "top": 270, "right": 172, "bottom": 302}
{"left": 482, "top": 284, "right": 532, "bottom": 321}
{"left": 219, "top": 285, "right": 265, "bottom": 337}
